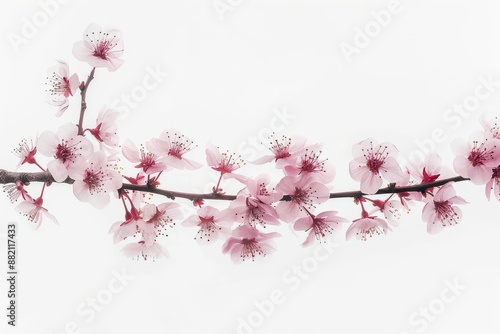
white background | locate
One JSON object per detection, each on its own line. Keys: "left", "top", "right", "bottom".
{"left": 1, "top": 0, "right": 500, "bottom": 333}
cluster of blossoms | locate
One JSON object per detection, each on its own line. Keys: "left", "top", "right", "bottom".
{"left": 2, "top": 23, "right": 500, "bottom": 263}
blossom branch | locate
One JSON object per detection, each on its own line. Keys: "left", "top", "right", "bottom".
{"left": 0, "top": 168, "right": 470, "bottom": 201}
{"left": 77, "top": 67, "right": 95, "bottom": 135}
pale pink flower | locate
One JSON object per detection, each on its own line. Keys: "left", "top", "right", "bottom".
{"left": 122, "top": 139, "right": 167, "bottom": 175}
{"left": 109, "top": 209, "right": 143, "bottom": 243}
{"left": 222, "top": 225, "right": 280, "bottom": 263}
{"left": 452, "top": 132, "right": 500, "bottom": 185}
{"left": 139, "top": 203, "right": 182, "bottom": 245}
{"left": 37, "top": 123, "right": 94, "bottom": 182}
{"left": 182, "top": 206, "right": 232, "bottom": 244}
{"left": 283, "top": 144, "right": 335, "bottom": 183}
{"left": 225, "top": 174, "right": 282, "bottom": 228}
{"left": 72, "top": 23, "right": 124, "bottom": 71}
{"left": 45, "top": 60, "right": 80, "bottom": 116}
{"left": 485, "top": 166, "right": 500, "bottom": 201}
{"left": 275, "top": 175, "right": 330, "bottom": 222}
{"left": 206, "top": 142, "right": 247, "bottom": 182}
{"left": 349, "top": 139, "right": 405, "bottom": 194}
{"left": 12, "top": 138, "right": 39, "bottom": 169}
{"left": 15, "top": 197, "right": 58, "bottom": 229}
{"left": 122, "top": 239, "right": 168, "bottom": 261}
{"left": 346, "top": 216, "right": 391, "bottom": 241}
{"left": 252, "top": 133, "right": 306, "bottom": 168}
{"left": 294, "top": 211, "right": 348, "bottom": 247}
{"left": 68, "top": 151, "right": 122, "bottom": 209}
{"left": 88, "top": 107, "right": 120, "bottom": 148}
{"left": 368, "top": 197, "right": 404, "bottom": 227}
{"left": 147, "top": 129, "right": 202, "bottom": 170}
{"left": 421, "top": 183, "right": 467, "bottom": 234}
{"left": 3, "top": 181, "right": 32, "bottom": 203}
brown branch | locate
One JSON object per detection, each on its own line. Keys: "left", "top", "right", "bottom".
{"left": 0, "top": 169, "right": 470, "bottom": 202}
{"left": 77, "top": 67, "right": 96, "bottom": 136}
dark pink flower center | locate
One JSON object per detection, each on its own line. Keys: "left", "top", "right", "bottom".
{"left": 84, "top": 168, "right": 103, "bottom": 194}
{"left": 268, "top": 135, "right": 292, "bottom": 161}
{"left": 46, "top": 72, "right": 71, "bottom": 97}
{"left": 93, "top": 41, "right": 112, "bottom": 60}
{"left": 468, "top": 140, "right": 496, "bottom": 167}
{"left": 299, "top": 149, "right": 325, "bottom": 174}
{"left": 136, "top": 149, "right": 158, "bottom": 172}
{"left": 165, "top": 132, "right": 196, "bottom": 160}
{"left": 362, "top": 142, "right": 389, "bottom": 173}
{"left": 310, "top": 218, "right": 334, "bottom": 240}
{"left": 195, "top": 216, "right": 219, "bottom": 241}
{"left": 55, "top": 139, "right": 80, "bottom": 163}
{"left": 433, "top": 200, "right": 460, "bottom": 226}
{"left": 212, "top": 152, "right": 243, "bottom": 174}
{"left": 239, "top": 238, "right": 265, "bottom": 260}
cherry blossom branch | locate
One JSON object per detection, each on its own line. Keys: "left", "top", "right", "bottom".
{"left": 0, "top": 168, "right": 470, "bottom": 201}
{"left": 77, "top": 67, "right": 95, "bottom": 135}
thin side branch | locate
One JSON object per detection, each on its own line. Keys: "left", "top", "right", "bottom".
{"left": 0, "top": 169, "right": 470, "bottom": 202}
{"left": 77, "top": 67, "right": 96, "bottom": 135}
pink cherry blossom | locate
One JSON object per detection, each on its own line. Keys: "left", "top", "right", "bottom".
{"left": 68, "top": 151, "right": 122, "bottom": 209}
{"left": 45, "top": 60, "right": 80, "bottom": 116}
{"left": 15, "top": 197, "right": 58, "bottom": 229}
{"left": 88, "top": 107, "right": 120, "bottom": 148}
{"left": 12, "top": 138, "right": 39, "bottom": 169}
{"left": 182, "top": 206, "right": 232, "bottom": 244}
{"left": 349, "top": 139, "right": 405, "bottom": 194}
{"left": 206, "top": 142, "right": 247, "bottom": 182}
{"left": 72, "top": 23, "right": 124, "bottom": 71}
{"left": 122, "top": 139, "right": 167, "bottom": 175}
{"left": 346, "top": 216, "right": 391, "bottom": 241}
{"left": 37, "top": 123, "right": 93, "bottom": 182}
{"left": 294, "top": 211, "right": 348, "bottom": 247}
{"left": 147, "top": 129, "right": 202, "bottom": 170}
{"left": 3, "top": 181, "right": 32, "bottom": 203}
{"left": 109, "top": 209, "right": 143, "bottom": 243}
{"left": 252, "top": 133, "right": 306, "bottom": 168}
{"left": 283, "top": 144, "right": 335, "bottom": 183}
{"left": 275, "top": 175, "right": 330, "bottom": 222}
{"left": 122, "top": 239, "right": 168, "bottom": 261}
{"left": 367, "top": 197, "right": 404, "bottom": 227}
{"left": 139, "top": 202, "right": 182, "bottom": 245}
{"left": 226, "top": 174, "right": 282, "bottom": 228}
{"left": 485, "top": 166, "right": 500, "bottom": 201}
{"left": 421, "top": 183, "right": 468, "bottom": 234}
{"left": 452, "top": 132, "right": 500, "bottom": 185}
{"left": 222, "top": 225, "right": 280, "bottom": 263}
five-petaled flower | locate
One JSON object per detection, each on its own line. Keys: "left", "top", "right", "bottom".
{"left": 252, "top": 133, "right": 306, "bottom": 168}
{"left": 421, "top": 183, "right": 468, "bottom": 234}
{"left": 453, "top": 132, "right": 500, "bottom": 185}
{"left": 182, "top": 206, "right": 232, "bottom": 244}
{"left": 68, "top": 151, "right": 122, "bottom": 209}
{"left": 15, "top": 197, "right": 58, "bottom": 229}
{"left": 349, "top": 139, "right": 405, "bottom": 194}
{"left": 37, "top": 123, "right": 94, "bottom": 182}
{"left": 222, "top": 225, "right": 280, "bottom": 263}
{"left": 294, "top": 211, "right": 348, "bottom": 247}
{"left": 122, "top": 139, "right": 167, "bottom": 175}
{"left": 45, "top": 60, "right": 80, "bottom": 116}
{"left": 147, "top": 129, "right": 202, "bottom": 170}
{"left": 346, "top": 216, "right": 391, "bottom": 241}
{"left": 73, "top": 23, "right": 124, "bottom": 71}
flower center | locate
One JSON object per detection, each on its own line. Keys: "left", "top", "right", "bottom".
{"left": 55, "top": 139, "right": 79, "bottom": 163}
{"left": 84, "top": 168, "right": 103, "bottom": 194}
{"left": 467, "top": 140, "right": 496, "bottom": 167}
{"left": 433, "top": 200, "right": 460, "bottom": 226}
{"left": 299, "top": 149, "right": 325, "bottom": 174}
{"left": 239, "top": 238, "right": 265, "bottom": 261}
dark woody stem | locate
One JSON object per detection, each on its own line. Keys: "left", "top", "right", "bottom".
{"left": 77, "top": 67, "right": 96, "bottom": 136}
{"left": 0, "top": 169, "right": 470, "bottom": 202}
